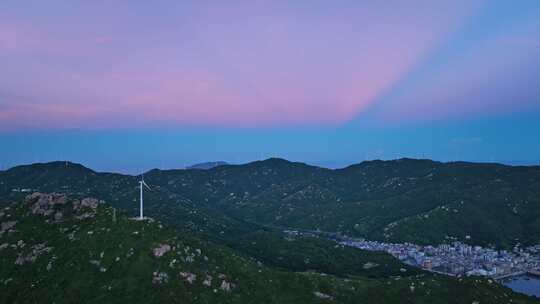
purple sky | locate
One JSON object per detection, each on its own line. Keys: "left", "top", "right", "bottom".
{"left": 1, "top": 1, "right": 539, "bottom": 171}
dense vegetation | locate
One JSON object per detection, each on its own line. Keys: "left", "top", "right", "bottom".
{"left": 2, "top": 158, "right": 539, "bottom": 249}
{"left": 1, "top": 193, "right": 537, "bottom": 303}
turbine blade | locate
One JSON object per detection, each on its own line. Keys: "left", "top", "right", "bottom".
{"left": 142, "top": 180, "right": 151, "bottom": 190}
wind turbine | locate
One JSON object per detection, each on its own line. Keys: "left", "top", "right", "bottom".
{"left": 139, "top": 175, "right": 151, "bottom": 220}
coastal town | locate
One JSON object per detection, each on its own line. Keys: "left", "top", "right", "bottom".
{"left": 284, "top": 230, "right": 540, "bottom": 279}
{"left": 339, "top": 237, "right": 540, "bottom": 279}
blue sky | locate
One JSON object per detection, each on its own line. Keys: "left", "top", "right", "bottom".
{"left": 2, "top": 111, "right": 539, "bottom": 173}
{"left": 0, "top": 1, "right": 539, "bottom": 172}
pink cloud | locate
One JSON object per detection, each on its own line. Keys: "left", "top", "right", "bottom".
{"left": 0, "top": 21, "right": 120, "bottom": 58}
{"left": 0, "top": 1, "right": 483, "bottom": 131}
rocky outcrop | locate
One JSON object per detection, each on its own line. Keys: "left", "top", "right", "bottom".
{"left": 314, "top": 291, "right": 333, "bottom": 300}
{"left": 27, "top": 193, "right": 68, "bottom": 216}
{"left": 14, "top": 243, "right": 53, "bottom": 266}
{"left": 220, "top": 280, "right": 232, "bottom": 292}
{"left": 24, "top": 193, "right": 102, "bottom": 221}
{"left": 1, "top": 221, "right": 17, "bottom": 233}
{"left": 73, "top": 198, "right": 100, "bottom": 211}
{"left": 362, "top": 262, "right": 379, "bottom": 269}
{"left": 153, "top": 244, "right": 172, "bottom": 257}
{"left": 152, "top": 271, "right": 169, "bottom": 284}
{"left": 180, "top": 272, "right": 197, "bottom": 284}
{"left": 203, "top": 275, "right": 212, "bottom": 287}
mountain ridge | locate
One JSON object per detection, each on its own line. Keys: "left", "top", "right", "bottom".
{"left": 6, "top": 157, "right": 539, "bottom": 176}
{"left": 1, "top": 158, "right": 540, "bottom": 248}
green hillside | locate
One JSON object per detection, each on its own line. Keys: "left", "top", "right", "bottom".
{"left": 0, "top": 193, "right": 536, "bottom": 303}
{"left": 1, "top": 158, "right": 540, "bottom": 249}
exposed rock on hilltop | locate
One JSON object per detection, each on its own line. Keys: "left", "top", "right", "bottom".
{"left": 75, "top": 197, "right": 100, "bottom": 210}
{"left": 152, "top": 243, "right": 171, "bottom": 257}
{"left": 25, "top": 192, "right": 102, "bottom": 221}
{"left": 0, "top": 194, "right": 536, "bottom": 303}
{"left": 0, "top": 221, "right": 17, "bottom": 234}
{"left": 28, "top": 192, "right": 68, "bottom": 216}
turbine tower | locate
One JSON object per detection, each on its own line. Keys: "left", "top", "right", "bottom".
{"left": 139, "top": 175, "right": 151, "bottom": 220}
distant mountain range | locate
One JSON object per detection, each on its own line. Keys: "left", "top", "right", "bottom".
{"left": 1, "top": 158, "right": 540, "bottom": 248}
{"left": 187, "top": 161, "right": 228, "bottom": 170}
{"left": 1, "top": 158, "right": 540, "bottom": 302}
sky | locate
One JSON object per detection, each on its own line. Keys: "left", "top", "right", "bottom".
{"left": 1, "top": 0, "right": 539, "bottom": 173}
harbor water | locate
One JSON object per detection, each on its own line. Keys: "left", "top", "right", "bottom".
{"left": 503, "top": 275, "right": 540, "bottom": 298}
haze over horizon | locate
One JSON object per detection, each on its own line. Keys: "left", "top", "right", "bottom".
{"left": 1, "top": 1, "right": 539, "bottom": 172}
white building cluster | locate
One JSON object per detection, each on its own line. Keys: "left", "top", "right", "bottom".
{"left": 340, "top": 237, "right": 540, "bottom": 278}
